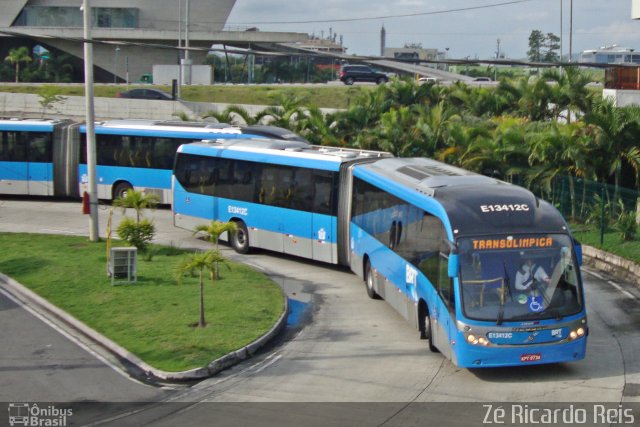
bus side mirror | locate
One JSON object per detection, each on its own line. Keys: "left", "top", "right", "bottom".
{"left": 448, "top": 254, "right": 459, "bottom": 278}
{"left": 574, "top": 241, "right": 583, "bottom": 266}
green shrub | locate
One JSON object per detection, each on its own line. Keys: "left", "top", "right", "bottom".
{"left": 617, "top": 210, "right": 638, "bottom": 241}
{"left": 116, "top": 217, "right": 156, "bottom": 251}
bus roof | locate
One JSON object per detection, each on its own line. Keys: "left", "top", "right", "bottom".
{"left": 356, "top": 157, "right": 568, "bottom": 237}
{"left": 178, "top": 139, "right": 391, "bottom": 171}
{"left": 88, "top": 119, "right": 244, "bottom": 135}
{"left": 0, "top": 117, "right": 67, "bottom": 131}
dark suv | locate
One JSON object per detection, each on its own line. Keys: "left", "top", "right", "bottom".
{"left": 339, "top": 65, "right": 388, "bottom": 85}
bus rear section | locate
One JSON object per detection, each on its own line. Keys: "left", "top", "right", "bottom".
{"left": 349, "top": 157, "right": 587, "bottom": 368}
{"left": 0, "top": 118, "right": 74, "bottom": 197}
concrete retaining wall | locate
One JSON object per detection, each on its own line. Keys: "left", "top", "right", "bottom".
{"left": 583, "top": 245, "right": 640, "bottom": 288}
{"left": 0, "top": 92, "right": 337, "bottom": 122}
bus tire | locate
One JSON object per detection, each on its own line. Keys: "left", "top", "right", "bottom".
{"left": 113, "top": 182, "right": 132, "bottom": 200}
{"left": 427, "top": 314, "right": 439, "bottom": 353}
{"left": 364, "top": 260, "right": 380, "bottom": 299}
{"left": 230, "top": 220, "right": 250, "bottom": 254}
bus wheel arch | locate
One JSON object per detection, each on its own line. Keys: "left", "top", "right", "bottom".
{"left": 229, "top": 218, "right": 250, "bottom": 254}
{"left": 112, "top": 181, "right": 133, "bottom": 200}
{"left": 364, "top": 256, "right": 380, "bottom": 299}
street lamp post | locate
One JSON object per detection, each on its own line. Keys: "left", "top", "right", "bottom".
{"left": 114, "top": 46, "right": 120, "bottom": 83}
{"left": 569, "top": 0, "right": 573, "bottom": 63}
{"left": 82, "top": 0, "right": 99, "bottom": 241}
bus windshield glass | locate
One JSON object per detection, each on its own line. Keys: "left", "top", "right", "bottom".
{"left": 458, "top": 234, "right": 583, "bottom": 323}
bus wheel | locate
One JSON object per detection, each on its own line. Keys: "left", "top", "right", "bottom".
{"left": 113, "top": 182, "right": 132, "bottom": 200}
{"left": 364, "top": 260, "right": 380, "bottom": 299}
{"left": 426, "top": 312, "right": 439, "bottom": 353}
{"left": 231, "top": 220, "right": 250, "bottom": 254}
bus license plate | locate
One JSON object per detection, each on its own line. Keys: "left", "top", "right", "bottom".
{"left": 520, "top": 353, "right": 542, "bottom": 362}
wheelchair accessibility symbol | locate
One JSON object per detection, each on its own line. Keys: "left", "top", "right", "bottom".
{"left": 529, "top": 296, "right": 544, "bottom": 312}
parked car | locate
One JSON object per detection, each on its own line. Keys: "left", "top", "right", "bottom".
{"left": 418, "top": 77, "right": 438, "bottom": 84}
{"left": 473, "top": 77, "right": 493, "bottom": 82}
{"left": 116, "top": 88, "right": 176, "bottom": 101}
{"left": 339, "top": 65, "right": 388, "bottom": 85}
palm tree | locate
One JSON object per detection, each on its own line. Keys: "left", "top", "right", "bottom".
{"left": 201, "top": 105, "right": 258, "bottom": 126}
{"left": 542, "top": 67, "right": 593, "bottom": 123}
{"left": 584, "top": 98, "right": 640, "bottom": 194}
{"left": 255, "top": 93, "right": 308, "bottom": 129}
{"left": 295, "top": 105, "right": 338, "bottom": 146}
{"left": 174, "top": 250, "right": 228, "bottom": 328}
{"left": 414, "top": 101, "right": 461, "bottom": 156}
{"left": 193, "top": 220, "right": 237, "bottom": 251}
{"left": 363, "top": 106, "right": 421, "bottom": 156}
{"left": 4, "top": 46, "right": 32, "bottom": 83}
{"left": 113, "top": 189, "right": 159, "bottom": 223}
{"left": 526, "top": 122, "right": 592, "bottom": 219}
{"left": 193, "top": 220, "right": 237, "bottom": 279}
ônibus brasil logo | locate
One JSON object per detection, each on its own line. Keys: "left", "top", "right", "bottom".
{"left": 8, "top": 403, "right": 72, "bottom": 426}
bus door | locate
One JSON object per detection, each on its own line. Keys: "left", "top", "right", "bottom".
{"left": 284, "top": 210, "right": 312, "bottom": 259}
{"left": 282, "top": 168, "right": 334, "bottom": 262}
{"left": 312, "top": 170, "right": 337, "bottom": 263}
{"left": 27, "top": 132, "right": 54, "bottom": 196}
{"left": 431, "top": 253, "right": 455, "bottom": 359}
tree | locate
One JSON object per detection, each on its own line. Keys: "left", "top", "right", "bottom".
{"left": 113, "top": 189, "right": 160, "bottom": 251}
{"left": 193, "top": 220, "right": 237, "bottom": 279}
{"left": 193, "top": 220, "right": 237, "bottom": 251}
{"left": 527, "top": 31, "right": 560, "bottom": 63}
{"left": 113, "top": 189, "right": 159, "bottom": 223}
{"left": 543, "top": 33, "right": 561, "bottom": 63}
{"left": 4, "top": 46, "right": 32, "bottom": 83}
{"left": 527, "top": 30, "right": 545, "bottom": 62}
{"left": 38, "top": 87, "right": 66, "bottom": 117}
{"left": 201, "top": 105, "right": 258, "bottom": 126}
{"left": 174, "top": 250, "right": 229, "bottom": 328}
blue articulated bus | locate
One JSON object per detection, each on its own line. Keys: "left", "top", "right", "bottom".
{"left": 174, "top": 146, "right": 588, "bottom": 368}
{"left": 0, "top": 117, "right": 309, "bottom": 203}
{"left": 0, "top": 118, "right": 77, "bottom": 197}
{"left": 78, "top": 120, "right": 311, "bottom": 204}
{"left": 349, "top": 158, "right": 587, "bottom": 367}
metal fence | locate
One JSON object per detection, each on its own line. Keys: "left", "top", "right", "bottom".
{"left": 527, "top": 175, "right": 640, "bottom": 244}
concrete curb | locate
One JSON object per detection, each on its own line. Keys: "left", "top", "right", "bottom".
{"left": 582, "top": 245, "right": 640, "bottom": 289}
{"left": 0, "top": 271, "right": 288, "bottom": 383}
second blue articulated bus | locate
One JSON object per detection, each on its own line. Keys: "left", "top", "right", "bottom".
{"left": 0, "top": 117, "right": 308, "bottom": 204}
{"left": 173, "top": 141, "right": 588, "bottom": 368}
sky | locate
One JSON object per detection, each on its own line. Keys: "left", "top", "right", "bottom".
{"left": 226, "top": 0, "right": 640, "bottom": 60}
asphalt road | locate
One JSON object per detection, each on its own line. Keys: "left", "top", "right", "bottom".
{"left": 0, "top": 198, "right": 639, "bottom": 426}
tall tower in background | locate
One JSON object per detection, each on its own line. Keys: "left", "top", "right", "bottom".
{"left": 380, "top": 25, "right": 386, "bottom": 57}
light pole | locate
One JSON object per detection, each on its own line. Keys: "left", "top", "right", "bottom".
{"left": 569, "top": 0, "right": 573, "bottom": 63}
{"left": 445, "top": 47, "right": 449, "bottom": 71}
{"left": 113, "top": 46, "right": 120, "bottom": 83}
{"left": 82, "top": 0, "right": 99, "bottom": 241}
{"left": 182, "top": 0, "right": 192, "bottom": 85}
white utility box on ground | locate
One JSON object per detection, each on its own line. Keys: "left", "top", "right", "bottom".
{"left": 109, "top": 247, "right": 137, "bottom": 285}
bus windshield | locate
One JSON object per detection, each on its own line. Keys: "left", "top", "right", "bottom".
{"left": 458, "top": 234, "right": 583, "bottom": 323}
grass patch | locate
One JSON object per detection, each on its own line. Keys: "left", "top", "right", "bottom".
{"left": 0, "top": 233, "right": 284, "bottom": 372}
{"left": 571, "top": 225, "right": 640, "bottom": 264}
{"left": 0, "top": 84, "right": 372, "bottom": 109}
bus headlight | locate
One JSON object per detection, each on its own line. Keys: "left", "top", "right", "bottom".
{"left": 569, "top": 326, "right": 587, "bottom": 340}
{"left": 465, "top": 334, "right": 490, "bottom": 346}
